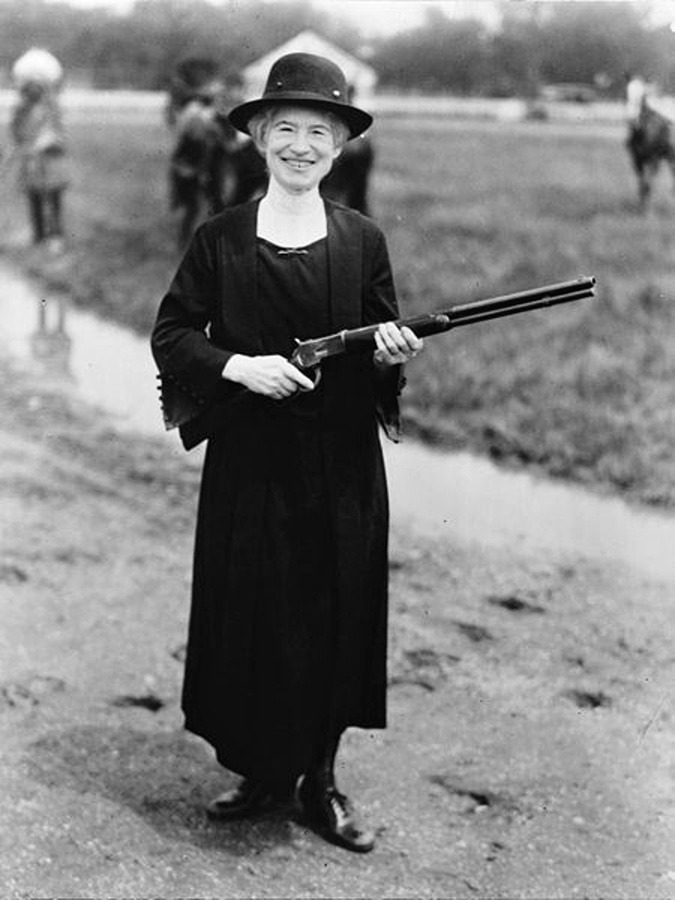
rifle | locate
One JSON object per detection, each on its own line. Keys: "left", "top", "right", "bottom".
{"left": 159, "top": 275, "right": 596, "bottom": 431}
{"left": 290, "top": 275, "right": 595, "bottom": 371}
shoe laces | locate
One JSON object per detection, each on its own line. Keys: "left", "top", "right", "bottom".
{"left": 325, "top": 787, "right": 354, "bottom": 826}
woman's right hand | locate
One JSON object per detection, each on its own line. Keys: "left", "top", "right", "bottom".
{"left": 223, "top": 354, "right": 315, "bottom": 400}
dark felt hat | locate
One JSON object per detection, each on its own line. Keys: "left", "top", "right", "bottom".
{"left": 228, "top": 52, "right": 373, "bottom": 139}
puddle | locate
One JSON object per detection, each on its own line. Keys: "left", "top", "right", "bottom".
{"left": 385, "top": 441, "right": 675, "bottom": 580}
{"left": 1, "top": 266, "right": 161, "bottom": 432}
{"left": 2, "top": 263, "right": 674, "bottom": 582}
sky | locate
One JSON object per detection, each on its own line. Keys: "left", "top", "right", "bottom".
{"left": 39, "top": 0, "right": 502, "bottom": 30}
{"left": 38, "top": 0, "right": 675, "bottom": 34}
{"left": 312, "top": 1, "right": 502, "bottom": 36}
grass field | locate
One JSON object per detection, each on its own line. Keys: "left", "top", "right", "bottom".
{"left": 1, "top": 113, "right": 674, "bottom": 507}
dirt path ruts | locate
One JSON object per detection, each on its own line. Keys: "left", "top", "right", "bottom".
{"left": 0, "top": 348, "right": 674, "bottom": 899}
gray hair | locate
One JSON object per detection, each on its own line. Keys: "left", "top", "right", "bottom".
{"left": 248, "top": 105, "right": 350, "bottom": 152}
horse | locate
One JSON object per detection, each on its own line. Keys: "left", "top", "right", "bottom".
{"left": 626, "top": 102, "right": 675, "bottom": 209}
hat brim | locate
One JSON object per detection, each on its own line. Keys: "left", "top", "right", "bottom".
{"left": 228, "top": 93, "right": 373, "bottom": 140}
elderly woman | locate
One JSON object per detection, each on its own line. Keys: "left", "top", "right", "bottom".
{"left": 151, "top": 52, "right": 422, "bottom": 853}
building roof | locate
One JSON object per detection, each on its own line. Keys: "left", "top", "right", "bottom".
{"left": 241, "top": 30, "right": 377, "bottom": 98}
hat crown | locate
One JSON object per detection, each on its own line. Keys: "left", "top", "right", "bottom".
{"left": 227, "top": 51, "right": 373, "bottom": 139}
{"left": 264, "top": 53, "right": 347, "bottom": 103}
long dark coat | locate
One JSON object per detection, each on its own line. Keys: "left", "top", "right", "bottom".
{"left": 151, "top": 200, "right": 403, "bottom": 786}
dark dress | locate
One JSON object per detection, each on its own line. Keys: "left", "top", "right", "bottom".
{"left": 151, "top": 201, "right": 402, "bottom": 789}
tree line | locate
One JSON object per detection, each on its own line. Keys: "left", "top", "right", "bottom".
{"left": 1, "top": 0, "right": 673, "bottom": 97}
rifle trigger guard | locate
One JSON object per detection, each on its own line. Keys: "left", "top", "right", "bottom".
{"left": 305, "top": 366, "right": 321, "bottom": 389}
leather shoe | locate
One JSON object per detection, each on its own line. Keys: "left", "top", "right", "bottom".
{"left": 299, "top": 776, "right": 376, "bottom": 853}
{"left": 206, "top": 779, "right": 292, "bottom": 821}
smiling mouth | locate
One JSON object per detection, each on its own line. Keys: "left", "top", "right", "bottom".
{"left": 283, "top": 158, "right": 314, "bottom": 169}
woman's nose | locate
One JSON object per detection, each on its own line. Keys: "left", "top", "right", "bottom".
{"left": 290, "top": 130, "right": 310, "bottom": 152}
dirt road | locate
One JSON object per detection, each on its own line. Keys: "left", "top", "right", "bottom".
{"left": 1, "top": 318, "right": 674, "bottom": 898}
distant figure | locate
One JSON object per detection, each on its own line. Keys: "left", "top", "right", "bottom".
{"left": 169, "top": 84, "right": 230, "bottom": 248}
{"left": 321, "top": 133, "right": 374, "bottom": 216}
{"left": 10, "top": 49, "right": 69, "bottom": 252}
{"left": 321, "top": 84, "right": 375, "bottom": 216}
{"left": 623, "top": 72, "right": 675, "bottom": 209}
{"left": 165, "top": 59, "right": 249, "bottom": 248}
{"left": 624, "top": 71, "right": 654, "bottom": 137}
{"left": 165, "top": 57, "right": 224, "bottom": 128}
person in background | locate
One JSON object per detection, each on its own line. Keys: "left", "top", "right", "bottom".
{"left": 10, "top": 48, "right": 69, "bottom": 253}
{"left": 164, "top": 57, "right": 223, "bottom": 128}
{"left": 151, "top": 52, "right": 423, "bottom": 853}
{"left": 624, "top": 70, "right": 654, "bottom": 138}
{"left": 168, "top": 78, "right": 229, "bottom": 248}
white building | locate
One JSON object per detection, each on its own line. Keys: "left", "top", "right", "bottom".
{"left": 240, "top": 30, "right": 377, "bottom": 105}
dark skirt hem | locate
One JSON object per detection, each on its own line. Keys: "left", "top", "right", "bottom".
{"left": 184, "top": 712, "right": 387, "bottom": 781}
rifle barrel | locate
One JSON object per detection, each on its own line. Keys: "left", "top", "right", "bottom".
{"left": 340, "top": 276, "right": 595, "bottom": 350}
{"left": 442, "top": 275, "right": 595, "bottom": 322}
{"left": 447, "top": 286, "right": 595, "bottom": 330}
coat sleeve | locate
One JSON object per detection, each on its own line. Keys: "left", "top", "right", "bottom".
{"left": 363, "top": 225, "right": 405, "bottom": 443}
{"left": 151, "top": 223, "right": 233, "bottom": 405}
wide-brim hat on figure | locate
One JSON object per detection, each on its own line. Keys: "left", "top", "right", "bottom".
{"left": 228, "top": 52, "right": 372, "bottom": 140}
{"left": 12, "top": 48, "right": 63, "bottom": 86}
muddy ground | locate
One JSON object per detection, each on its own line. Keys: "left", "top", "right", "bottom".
{"left": 0, "top": 318, "right": 674, "bottom": 899}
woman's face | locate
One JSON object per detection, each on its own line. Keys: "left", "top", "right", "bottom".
{"left": 261, "top": 105, "right": 341, "bottom": 195}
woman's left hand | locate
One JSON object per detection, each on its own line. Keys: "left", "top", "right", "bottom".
{"left": 373, "top": 322, "right": 424, "bottom": 368}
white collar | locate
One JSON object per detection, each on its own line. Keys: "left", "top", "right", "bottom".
{"left": 257, "top": 181, "right": 327, "bottom": 248}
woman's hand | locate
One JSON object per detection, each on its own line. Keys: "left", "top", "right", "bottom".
{"left": 223, "top": 354, "right": 315, "bottom": 399}
{"left": 373, "top": 323, "right": 423, "bottom": 368}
